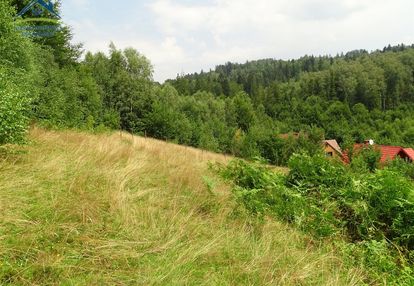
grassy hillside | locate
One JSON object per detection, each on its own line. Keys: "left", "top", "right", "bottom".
{"left": 0, "top": 128, "right": 365, "bottom": 285}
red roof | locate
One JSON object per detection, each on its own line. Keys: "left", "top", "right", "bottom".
{"left": 403, "top": 148, "right": 414, "bottom": 161}
{"left": 343, "top": 144, "right": 414, "bottom": 164}
{"left": 377, "top": 145, "right": 403, "bottom": 163}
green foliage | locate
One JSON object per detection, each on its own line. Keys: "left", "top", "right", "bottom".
{"left": 32, "top": 51, "right": 103, "bottom": 129}
{"left": 220, "top": 159, "right": 303, "bottom": 221}
{"left": 0, "top": 1, "right": 36, "bottom": 145}
{"left": 287, "top": 153, "right": 351, "bottom": 190}
{"left": 168, "top": 45, "right": 414, "bottom": 153}
{"left": 220, "top": 154, "right": 414, "bottom": 283}
{"left": 0, "top": 1, "right": 33, "bottom": 70}
{"left": 84, "top": 43, "right": 153, "bottom": 133}
{"left": 341, "top": 240, "right": 413, "bottom": 284}
{"left": 365, "top": 170, "right": 414, "bottom": 247}
{"left": 386, "top": 158, "right": 414, "bottom": 180}
{"left": 0, "top": 68, "right": 31, "bottom": 144}
{"left": 351, "top": 146, "right": 382, "bottom": 172}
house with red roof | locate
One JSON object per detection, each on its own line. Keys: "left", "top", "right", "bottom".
{"left": 278, "top": 132, "right": 414, "bottom": 164}
{"left": 343, "top": 141, "right": 414, "bottom": 164}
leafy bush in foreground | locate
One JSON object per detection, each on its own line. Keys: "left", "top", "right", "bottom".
{"left": 219, "top": 154, "right": 414, "bottom": 284}
{"left": 0, "top": 69, "right": 31, "bottom": 144}
{"left": 387, "top": 158, "right": 414, "bottom": 180}
{"left": 287, "top": 153, "right": 351, "bottom": 190}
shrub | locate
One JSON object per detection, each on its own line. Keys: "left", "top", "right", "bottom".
{"left": 352, "top": 146, "right": 382, "bottom": 172}
{"left": 0, "top": 69, "right": 31, "bottom": 145}
{"left": 219, "top": 154, "right": 414, "bottom": 282}
{"left": 287, "top": 153, "right": 351, "bottom": 191}
{"left": 386, "top": 158, "right": 414, "bottom": 180}
{"left": 368, "top": 170, "right": 414, "bottom": 248}
{"left": 220, "top": 157, "right": 344, "bottom": 237}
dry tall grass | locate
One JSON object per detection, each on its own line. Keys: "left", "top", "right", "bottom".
{"left": 0, "top": 127, "right": 366, "bottom": 285}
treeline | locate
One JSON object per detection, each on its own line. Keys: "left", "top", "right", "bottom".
{"left": 1, "top": 0, "right": 414, "bottom": 166}
{"left": 169, "top": 45, "right": 414, "bottom": 109}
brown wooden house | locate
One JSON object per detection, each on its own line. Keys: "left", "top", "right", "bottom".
{"left": 323, "top": 140, "right": 343, "bottom": 159}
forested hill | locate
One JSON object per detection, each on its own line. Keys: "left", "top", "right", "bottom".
{"left": 163, "top": 44, "right": 414, "bottom": 161}
{"left": 168, "top": 44, "right": 414, "bottom": 110}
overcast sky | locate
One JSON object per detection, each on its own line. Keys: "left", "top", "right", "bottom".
{"left": 61, "top": 0, "right": 414, "bottom": 82}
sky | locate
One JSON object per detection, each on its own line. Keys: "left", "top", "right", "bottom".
{"left": 60, "top": 0, "right": 414, "bottom": 82}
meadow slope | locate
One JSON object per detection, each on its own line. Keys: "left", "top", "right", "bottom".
{"left": 0, "top": 128, "right": 365, "bottom": 285}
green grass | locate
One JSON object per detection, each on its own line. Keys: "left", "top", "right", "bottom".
{"left": 0, "top": 128, "right": 366, "bottom": 285}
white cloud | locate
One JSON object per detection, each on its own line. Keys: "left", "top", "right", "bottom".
{"left": 149, "top": 0, "right": 213, "bottom": 34}
{"left": 68, "top": 0, "right": 90, "bottom": 10}
{"left": 146, "top": 0, "right": 414, "bottom": 81}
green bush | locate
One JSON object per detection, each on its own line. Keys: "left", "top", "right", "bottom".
{"left": 220, "top": 154, "right": 414, "bottom": 283}
{"left": 220, "top": 160, "right": 299, "bottom": 220}
{"left": 352, "top": 146, "right": 382, "bottom": 172}
{"left": 287, "top": 153, "right": 352, "bottom": 191}
{"left": 0, "top": 1, "right": 36, "bottom": 145}
{"left": 220, "top": 158, "right": 343, "bottom": 237}
{"left": 368, "top": 170, "right": 414, "bottom": 248}
{"left": 386, "top": 158, "right": 414, "bottom": 180}
{"left": 0, "top": 69, "right": 31, "bottom": 144}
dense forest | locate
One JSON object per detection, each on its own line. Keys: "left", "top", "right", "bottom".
{"left": 1, "top": 0, "right": 414, "bottom": 167}
{"left": 167, "top": 45, "right": 414, "bottom": 144}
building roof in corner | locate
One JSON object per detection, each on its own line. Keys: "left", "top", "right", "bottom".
{"left": 403, "top": 148, "right": 414, "bottom": 161}
{"left": 324, "top": 139, "right": 342, "bottom": 154}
